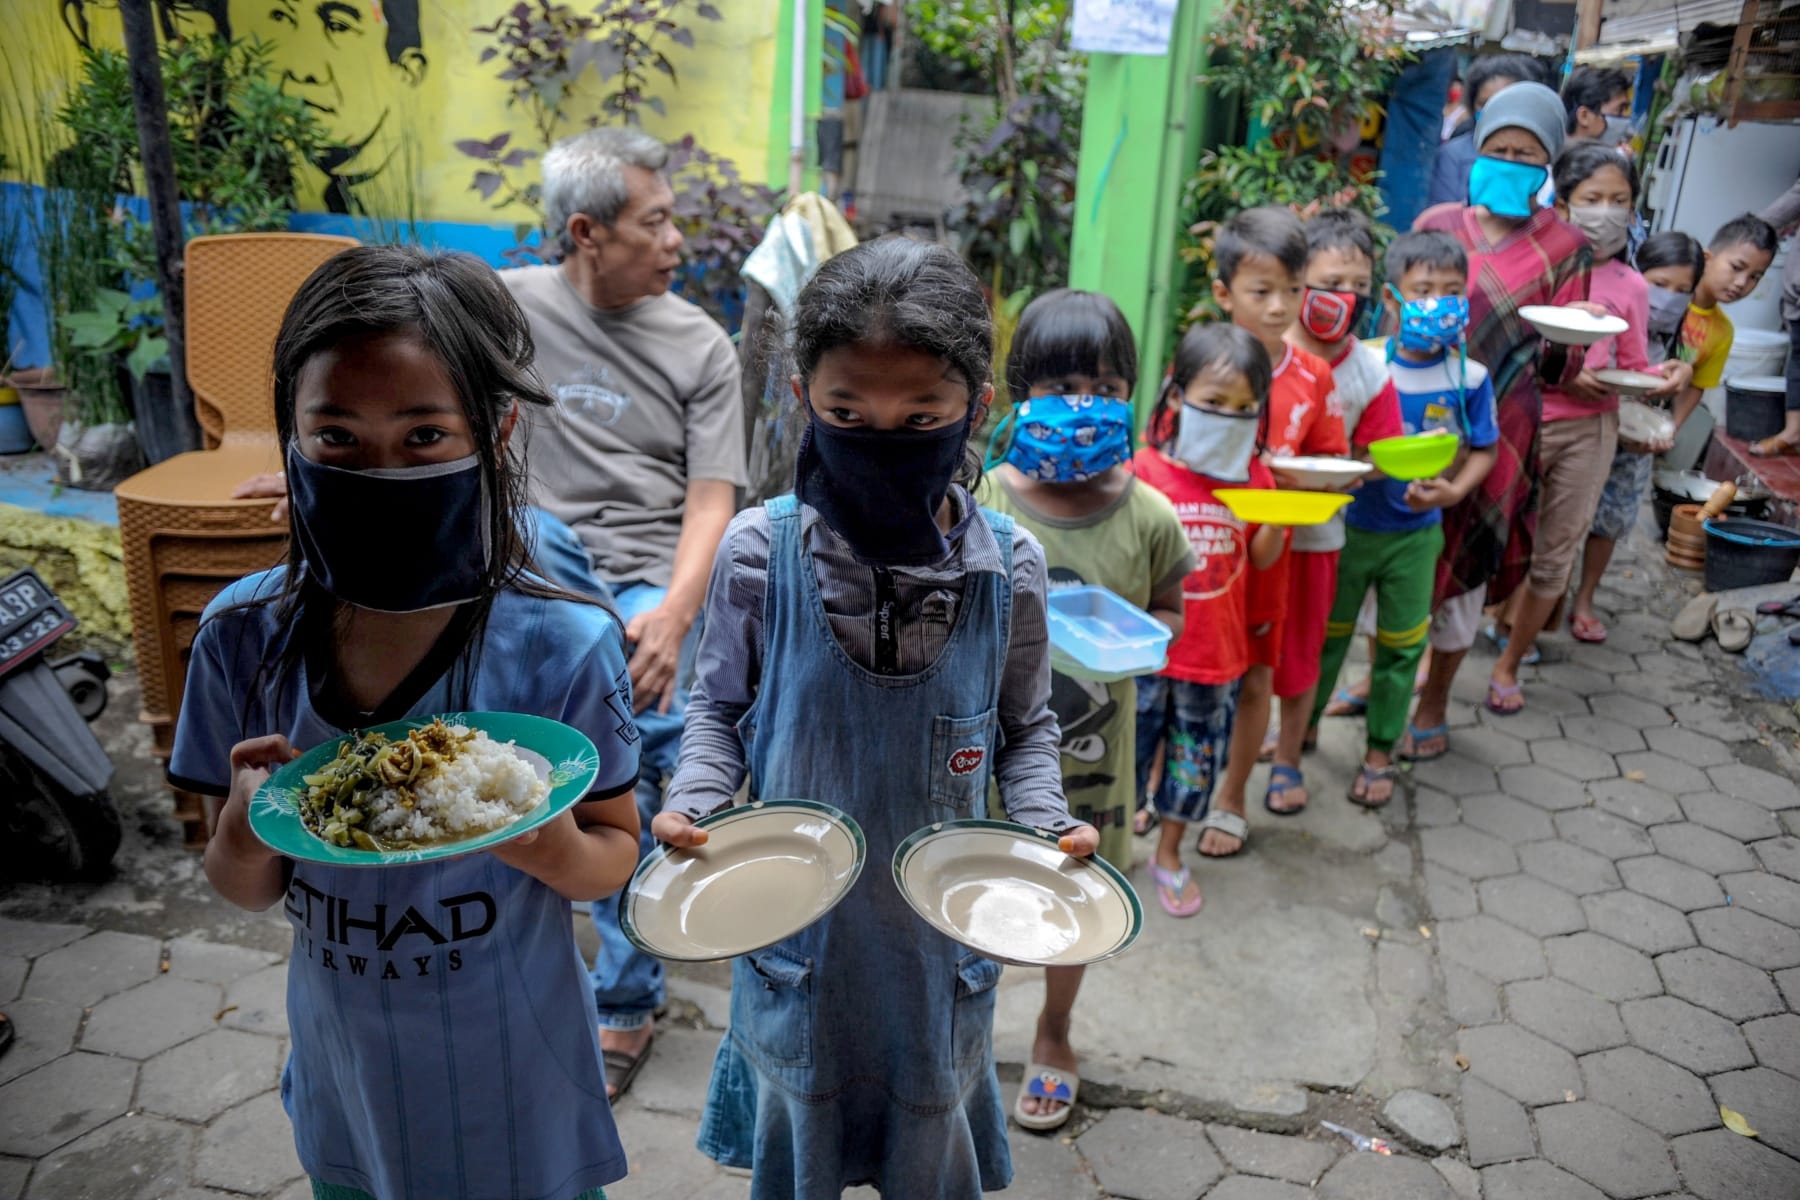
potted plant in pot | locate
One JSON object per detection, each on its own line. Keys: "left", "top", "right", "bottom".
{"left": 61, "top": 285, "right": 191, "bottom": 464}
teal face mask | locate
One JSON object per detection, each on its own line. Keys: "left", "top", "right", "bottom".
{"left": 1468, "top": 155, "right": 1550, "bottom": 219}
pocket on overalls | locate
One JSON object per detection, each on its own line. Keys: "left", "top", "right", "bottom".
{"left": 738, "top": 944, "right": 813, "bottom": 1067}
{"left": 929, "top": 710, "right": 998, "bottom": 817}
{"left": 950, "top": 952, "right": 1003, "bottom": 1069}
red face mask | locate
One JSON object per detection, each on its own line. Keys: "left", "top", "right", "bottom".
{"left": 1299, "top": 287, "right": 1371, "bottom": 344}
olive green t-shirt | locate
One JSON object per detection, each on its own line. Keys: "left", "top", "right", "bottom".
{"left": 981, "top": 470, "right": 1195, "bottom": 868}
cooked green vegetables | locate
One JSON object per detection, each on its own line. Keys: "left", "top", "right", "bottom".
{"left": 299, "top": 719, "right": 474, "bottom": 851}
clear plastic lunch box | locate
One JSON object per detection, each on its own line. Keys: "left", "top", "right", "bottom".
{"left": 1045, "top": 586, "right": 1173, "bottom": 682}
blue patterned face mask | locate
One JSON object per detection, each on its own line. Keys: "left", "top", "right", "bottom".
{"left": 990, "top": 394, "right": 1134, "bottom": 482}
{"left": 1388, "top": 287, "right": 1470, "bottom": 356}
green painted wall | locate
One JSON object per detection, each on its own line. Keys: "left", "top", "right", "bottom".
{"left": 768, "top": 0, "right": 826, "bottom": 196}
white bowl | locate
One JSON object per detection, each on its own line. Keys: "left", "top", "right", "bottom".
{"left": 1593, "top": 368, "right": 1666, "bottom": 397}
{"left": 1520, "top": 305, "right": 1629, "bottom": 346}
{"left": 1268, "top": 455, "right": 1374, "bottom": 490}
{"left": 1618, "top": 400, "right": 1675, "bottom": 445}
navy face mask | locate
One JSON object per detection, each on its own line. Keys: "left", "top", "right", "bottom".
{"left": 287, "top": 444, "right": 492, "bottom": 613}
{"left": 794, "top": 398, "right": 972, "bottom": 568}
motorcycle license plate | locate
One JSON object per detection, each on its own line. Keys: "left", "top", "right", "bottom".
{"left": 0, "top": 569, "right": 78, "bottom": 680}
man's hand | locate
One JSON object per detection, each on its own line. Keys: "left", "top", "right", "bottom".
{"left": 627, "top": 605, "right": 691, "bottom": 715}
{"left": 1405, "top": 477, "right": 1459, "bottom": 512}
{"left": 651, "top": 810, "right": 709, "bottom": 849}
{"left": 232, "top": 472, "right": 288, "bottom": 523}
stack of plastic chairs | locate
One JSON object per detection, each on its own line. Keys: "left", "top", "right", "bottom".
{"left": 114, "top": 232, "right": 357, "bottom": 845}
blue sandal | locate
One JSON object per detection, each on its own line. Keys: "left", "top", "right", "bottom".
{"left": 1264, "top": 764, "right": 1308, "bottom": 815}
{"left": 1397, "top": 723, "right": 1449, "bottom": 762}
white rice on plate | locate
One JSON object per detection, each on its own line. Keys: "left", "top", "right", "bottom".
{"left": 364, "top": 729, "right": 546, "bottom": 843}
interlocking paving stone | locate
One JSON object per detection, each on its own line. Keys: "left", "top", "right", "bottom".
{"left": 0, "top": 995, "right": 82, "bottom": 1087}
{"left": 1479, "top": 701, "right": 1563, "bottom": 742}
{"left": 1752, "top": 836, "right": 1800, "bottom": 882}
{"left": 1690, "top": 905, "right": 1800, "bottom": 970}
{"left": 1570, "top": 644, "right": 1639, "bottom": 675}
{"left": 1517, "top": 680, "right": 1595, "bottom": 715}
{"left": 1678, "top": 792, "right": 1780, "bottom": 842}
{"left": 1671, "top": 1128, "right": 1800, "bottom": 1200}
{"left": 0, "top": 1052, "right": 136, "bottom": 1157}
{"left": 1204, "top": 1177, "right": 1310, "bottom": 1200}
{"left": 192, "top": 1091, "right": 304, "bottom": 1194}
{"left": 1522, "top": 842, "right": 1622, "bottom": 895}
{"left": 1581, "top": 890, "right": 1696, "bottom": 955}
{"left": 1589, "top": 693, "right": 1674, "bottom": 730}
{"left": 1462, "top": 1075, "right": 1535, "bottom": 1167}
{"left": 1006, "top": 1131, "right": 1104, "bottom": 1200}
{"left": 1204, "top": 1126, "right": 1337, "bottom": 1186}
{"left": 1479, "top": 874, "right": 1587, "bottom": 937}
{"left": 1430, "top": 1157, "right": 1480, "bottom": 1200}
{"left": 1480, "top": 1159, "right": 1606, "bottom": 1200}
{"left": 1778, "top": 966, "right": 1800, "bottom": 1010}
{"left": 1668, "top": 696, "right": 1751, "bottom": 740}
{"left": 1414, "top": 788, "right": 1461, "bottom": 827}
{"left": 1630, "top": 651, "right": 1710, "bottom": 683}
{"left": 1744, "top": 1013, "right": 1800, "bottom": 1077}
{"left": 1562, "top": 715, "right": 1648, "bottom": 756}
{"left": 1588, "top": 780, "right": 1684, "bottom": 827}
{"left": 1557, "top": 810, "right": 1656, "bottom": 861}
{"left": 1579, "top": 1046, "right": 1720, "bottom": 1137}
{"left": 20, "top": 930, "right": 161, "bottom": 1008}
{"left": 1646, "top": 824, "right": 1757, "bottom": 876}
{"left": 1314, "top": 1151, "right": 1453, "bottom": 1199}
{"left": 1443, "top": 962, "right": 1501, "bottom": 1025}
{"left": 1503, "top": 978, "right": 1627, "bottom": 1054}
{"left": 80, "top": 976, "right": 223, "bottom": 1059}
{"left": 1536, "top": 1101, "right": 1679, "bottom": 1198}
{"left": 1719, "top": 870, "right": 1800, "bottom": 925}
{"left": 1619, "top": 996, "right": 1754, "bottom": 1075}
{"left": 24, "top": 1113, "right": 193, "bottom": 1200}
{"left": 1615, "top": 753, "right": 1710, "bottom": 796}
{"left": 1654, "top": 946, "right": 1784, "bottom": 1022}
{"left": 0, "top": 958, "right": 22, "bottom": 1006}
{"left": 1462, "top": 794, "right": 1555, "bottom": 843}
{"left": 1379, "top": 1090, "right": 1459, "bottom": 1152}
{"left": 0, "top": 918, "right": 88, "bottom": 959}
{"left": 0, "top": 1157, "right": 27, "bottom": 1200}
{"left": 163, "top": 938, "right": 283, "bottom": 985}
{"left": 220, "top": 964, "right": 289, "bottom": 1036}
{"left": 1500, "top": 765, "right": 1591, "bottom": 812}
{"left": 1545, "top": 932, "right": 1663, "bottom": 1001}
{"left": 1459, "top": 1024, "right": 1581, "bottom": 1105}
{"left": 1617, "top": 856, "right": 1727, "bottom": 913}
{"left": 138, "top": 1028, "right": 285, "bottom": 1123}
{"left": 1707, "top": 764, "right": 1800, "bottom": 810}
{"left": 1709, "top": 1066, "right": 1800, "bottom": 1158}
{"left": 1538, "top": 664, "right": 1617, "bottom": 697}
{"left": 1079, "top": 1109, "right": 1225, "bottom": 1200}
{"left": 1604, "top": 673, "right": 1693, "bottom": 709}
{"left": 1641, "top": 727, "right": 1735, "bottom": 768}
{"left": 1423, "top": 865, "right": 1479, "bottom": 919}
{"left": 1530, "top": 739, "right": 1621, "bottom": 784}
{"left": 1452, "top": 728, "right": 1533, "bottom": 769}
{"left": 1436, "top": 916, "right": 1547, "bottom": 982}
{"left": 1413, "top": 753, "right": 1500, "bottom": 798}
{"left": 1420, "top": 827, "right": 1521, "bottom": 881}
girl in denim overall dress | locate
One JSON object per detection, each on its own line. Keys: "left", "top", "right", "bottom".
{"left": 654, "top": 239, "right": 1100, "bottom": 1198}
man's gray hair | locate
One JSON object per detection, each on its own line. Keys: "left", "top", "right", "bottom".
{"left": 541, "top": 127, "right": 670, "bottom": 252}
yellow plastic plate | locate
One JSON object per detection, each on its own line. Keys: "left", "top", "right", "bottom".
{"left": 1212, "top": 488, "right": 1352, "bottom": 526}
{"left": 1367, "top": 432, "right": 1459, "bottom": 481}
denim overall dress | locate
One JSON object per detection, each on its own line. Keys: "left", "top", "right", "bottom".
{"left": 696, "top": 495, "right": 1015, "bottom": 1198}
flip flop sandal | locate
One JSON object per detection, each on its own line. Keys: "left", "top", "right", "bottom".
{"left": 1397, "top": 723, "right": 1449, "bottom": 762}
{"left": 601, "top": 1033, "right": 654, "bottom": 1101}
{"left": 1713, "top": 608, "right": 1754, "bottom": 653}
{"left": 1750, "top": 437, "right": 1800, "bottom": 457}
{"left": 1486, "top": 680, "right": 1526, "bottom": 715}
{"left": 1133, "top": 806, "right": 1161, "bottom": 836}
{"left": 1671, "top": 593, "right": 1718, "bottom": 642}
{"left": 1256, "top": 733, "right": 1278, "bottom": 763}
{"left": 1148, "top": 862, "right": 1203, "bottom": 917}
{"left": 1263, "top": 765, "right": 1307, "bottom": 817}
{"left": 1014, "top": 1062, "right": 1080, "bottom": 1132}
{"left": 1322, "top": 686, "right": 1369, "bottom": 717}
{"left": 1568, "top": 613, "right": 1608, "bottom": 643}
{"left": 1483, "top": 621, "right": 1541, "bottom": 665}
{"left": 1197, "top": 808, "right": 1251, "bottom": 854}
{"left": 1348, "top": 762, "right": 1399, "bottom": 809}
{"left": 1756, "top": 596, "right": 1800, "bottom": 618}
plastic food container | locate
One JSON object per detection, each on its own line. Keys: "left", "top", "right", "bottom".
{"left": 1367, "top": 432, "right": 1459, "bottom": 481}
{"left": 1045, "top": 586, "right": 1172, "bottom": 681}
{"left": 1617, "top": 400, "right": 1675, "bottom": 445}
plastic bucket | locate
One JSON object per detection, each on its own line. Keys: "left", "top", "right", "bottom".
{"left": 1724, "top": 375, "right": 1787, "bottom": 442}
{"left": 1703, "top": 518, "right": 1800, "bottom": 592}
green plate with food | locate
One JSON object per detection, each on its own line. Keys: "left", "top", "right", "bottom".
{"left": 250, "top": 712, "right": 602, "bottom": 867}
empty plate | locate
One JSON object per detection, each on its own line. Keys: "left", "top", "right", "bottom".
{"left": 1593, "top": 368, "right": 1666, "bottom": 397}
{"left": 1519, "top": 305, "right": 1629, "bottom": 345}
{"left": 621, "top": 800, "right": 865, "bottom": 962}
{"left": 892, "top": 820, "right": 1142, "bottom": 967}
{"left": 1269, "top": 456, "right": 1374, "bottom": 490}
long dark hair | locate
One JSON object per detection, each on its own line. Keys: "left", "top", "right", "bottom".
{"left": 792, "top": 236, "right": 993, "bottom": 488}
{"left": 1553, "top": 142, "right": 1638, "bottom": 202}
{"left": 1147, "top": 323, "right": 1273, "bottom": 450}
{"left": 222, "top": 245, "right": 588, "bottom": 719}
{"left": 1005, "top": 288, "right": 1139, "bottom": 401}
{"left": 1634, "top": 230, "right": 1704, "bottom": 280}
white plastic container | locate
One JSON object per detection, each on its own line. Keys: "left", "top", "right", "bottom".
{"left": 1701, "top": 326, "right": 1789, "bottom": 422}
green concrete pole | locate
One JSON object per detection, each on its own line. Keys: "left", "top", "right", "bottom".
{"left": 1067, "top": 0, "right": 1218, "bottom": 425}
{"left": 769, "top": 0, "right": 825, "bottom": 197}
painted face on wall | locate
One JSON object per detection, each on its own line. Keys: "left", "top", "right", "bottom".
{"left": 60, "top": 0, "right": 233, "bottom": 47}
{"left": 263, "top": 0, "right": 427, "bottom": 214}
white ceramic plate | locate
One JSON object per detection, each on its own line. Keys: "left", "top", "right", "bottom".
{"left": 1593, "top": 368, "right": 1667, "bottom": 397}
{"left": 620, "top": 800, "right": 865, "bottom": 962}
{"left": 892, "top": 820, "right": 1142, "bottom": 967}
{"left": 1269, "top": 456, "right": 1375, "bottom": 490}
{"left": 1520, "top": 305, "right": 1629, "bottom": 345}
{"left": 1618, "top": 400, "right": 1675, "bottom": 445}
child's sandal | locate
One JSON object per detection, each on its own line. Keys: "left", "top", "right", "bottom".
{"left": 1148, "top": 862, "right": 1203, "bottom": 917}
{"left": 1349, "top": 762, "right": 1399, "bottom": 808}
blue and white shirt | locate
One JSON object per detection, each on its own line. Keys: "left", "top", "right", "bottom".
{"left": 1348, "top": 347, "right": 1499, "bottom": 535}
{"left": 171, "top": 569, "right": 638, "bottom": 1200}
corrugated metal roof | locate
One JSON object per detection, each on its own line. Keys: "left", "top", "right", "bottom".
{"left": 1599, "top": 0, "right": 1745, "bottom": 43}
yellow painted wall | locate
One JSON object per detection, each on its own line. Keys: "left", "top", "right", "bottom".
{"left": 6, "top": 0, "right": 780, "bottom": 225}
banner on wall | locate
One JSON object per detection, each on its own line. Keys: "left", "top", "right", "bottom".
{"left": 1071, "top": 0, "right": 1178, "bottom": 57}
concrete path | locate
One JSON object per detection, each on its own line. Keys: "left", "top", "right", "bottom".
{"left": 1, "top": 518, "right": 1797, "bottom": 1198}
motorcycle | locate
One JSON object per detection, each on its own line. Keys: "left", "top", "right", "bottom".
{"left": 0, "top": 567, "right": 121, "bottom": 879}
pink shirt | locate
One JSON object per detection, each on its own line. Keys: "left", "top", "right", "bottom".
{"left": 1541, "top": 257, "right": 1651, "bottom": 423}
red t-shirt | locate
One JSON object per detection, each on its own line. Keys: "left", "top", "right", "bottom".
{"left": 1133, "top": 448, "right": 1275, "bottom": 685}
{"left": 1266, "top": 344, "right": 1349, "bottom": 458}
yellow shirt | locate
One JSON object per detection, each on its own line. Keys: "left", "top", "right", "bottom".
{"left": 1678, "top": 302, "right": 1735, "bottom": 389}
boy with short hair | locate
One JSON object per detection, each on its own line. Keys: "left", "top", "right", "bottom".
{"left": 1685, "top": 214, "right": 1781, "bottom": 456}
{"left": 1204, "top": 206, "right": 1347, "bottom": 848}
{"left": 1261, "top": 209, "right": 1405, "bottom": 813}
{"left": 1315, "top": 231, "right": 1499, "bottom": 807}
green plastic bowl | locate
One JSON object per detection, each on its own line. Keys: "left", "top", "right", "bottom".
{"left": 1368, "top": 433, "right": 1459, "bottom": 481}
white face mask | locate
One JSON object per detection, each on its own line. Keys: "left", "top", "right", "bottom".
{"left": 1568, "top": 203, "right": 1632, "bottom": 260}
{"left": 1602, "top": 114, "right": 1635, "bottom": 146}
{"left": 1173, "top": 405, "right": 1260, "bottom": 482}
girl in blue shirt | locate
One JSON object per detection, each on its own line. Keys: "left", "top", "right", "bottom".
{"left": 178, "top": 245, "right": 642, "bottom": 1200}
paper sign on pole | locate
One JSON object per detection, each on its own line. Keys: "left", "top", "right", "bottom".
{"left": 1071, "top": 0, "right": 1179, "bottom": 57}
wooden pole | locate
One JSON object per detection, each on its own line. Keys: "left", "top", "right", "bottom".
{"left": 1575, "top": 0, "right": 1604, "bottom": 51}
{"left": 116, "top": 0, "right": 193, "bottom": 428}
